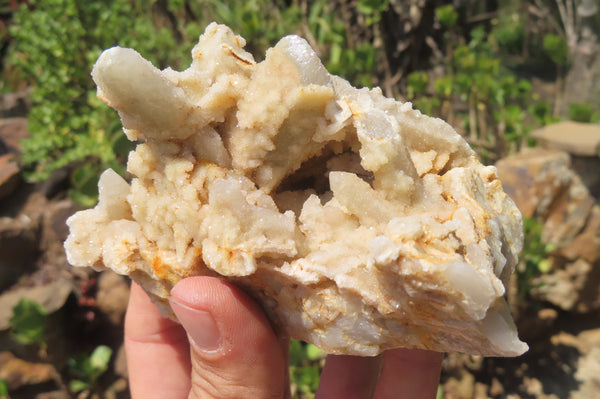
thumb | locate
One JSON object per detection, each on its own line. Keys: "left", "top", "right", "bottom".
{"left": 169, "top": 277, "right": 288, "bottom": 399}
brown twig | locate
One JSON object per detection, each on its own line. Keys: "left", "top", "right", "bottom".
{"left": 338, "top": 0, "right": 357, "bottom": 50}
{"left": 300, "top": 0, "right": 320, "bottom": 54}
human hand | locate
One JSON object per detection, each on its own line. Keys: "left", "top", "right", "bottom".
{"left": 125, "top": 277, "right": 443, "bottom": 399}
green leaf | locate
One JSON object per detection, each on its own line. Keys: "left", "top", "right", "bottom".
{"left": 68, "top": 189, "right": 98, "bottom": 208}
{"left": 289, "top": 339, "right": 304, "bottom": 366}
{"left": 329, "top": 42, "right": 342, "bottom": 67}
{"left": 69, "top": 379, "right": 89, "bottom": 393}
{"left": 168, "top": 0, "right": 185, "bottom": 12}
{"left": 357, "top": 0, "right": 389, "bottom": 16}
{"left": 305, "top": 344, "right": 324, "bottom": 361}
{"left": 0, "top": 379, "right": 8, "bottom": 398}
{"left": 537, "top": 259, "right": 551, "bottom": 273}
{"left": 89, "top": 345, "right": 112, "bottom": 372}
{"left": 529, "top": 101, "right": 553, "bottom": 126}
{"left": 406, "top": 71, "right": 429, "bottom": 99}
{"left": 68, "top": 345, "right": 113, "bottom": 388}
{"left": 433, "top": 76, "right": 453, "bottom": 97}
{"left": 435, "top": 5, "right": 458, "bottom": 28}
{"left": 292, "top": 365, "right": 320, "bottom": 394}
{"left": 491, "top": 13, "right": 524, "bottom": 54}
{"left": 9, "top": 298, "right": 48, "bottom": 347}
{"left": 569, "top": 102, "right": 596, "bottom": 123}
{"left": 469, "top": 26, "right": 488, "bottom": 49}
{"left": 436, "top": 384, "right": 445, "bottom": 399}
{"left": 517, "top": 217, "right": 555, "bottom": 301}
{"left": 543, "top": 34, "right": 568, "bottom": 65}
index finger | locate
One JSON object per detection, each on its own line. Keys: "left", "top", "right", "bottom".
{"left": 125, "top": 282, "right": 191, "bottom": 399}
{"left": 373, "top": 348, "right": 443, "bottom": 399}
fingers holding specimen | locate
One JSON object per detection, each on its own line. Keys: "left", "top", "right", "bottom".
{"left": 170, "top": 276, "right": 288, "bottom": 399}
{"left": 126, "top": 283, "right": 192, "bottom": 399}
{"left": 373, "top": 348, "right": 443, "bottom": 399}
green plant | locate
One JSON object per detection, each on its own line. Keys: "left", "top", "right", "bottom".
{"left": 201, "top": 0, "right": 298, "bottom": 52}
{"left": 568, "top": 102, "right": 599, "bottom": 123}
{"left": 294, "top": 0, "right": 380, "bottom": 88}
{"left": 68, "top": 345, "right": 113, "bottom": 395}
{"left": 410, "top": 25, "right": 536, "bottom": 161}
{"left": 435, "top": 4, "right": 458, "bottom": 28}
{"left": 357, "top": 0, "right": 389, "bottom": 26}
{"left": 436, "top": 384, "right": 444, "bottom": 399}
{"left": 0, "top": 379, "right": 8, "bottom": 399}
{"left": 289, "top": 339, "right": 325, "bottom": 398}
{"left": 516, "top": 217, "right": 555, "bottom": 301}
{"left": 542, "top": 33, "right": 569, "bottom": 115}
{"left": 7, "top": 0, "right": 383, "bottom": 204}
{"left": 542, "top": 33, "right": 568, "bottom": 66}
{"left": 529, "top": 100, "right": 560, "bottom": 127}
{"left": 491, "top": 11, "right": 525, "bottom": 56}
{"left": 7, "top": 0, "right": 186, "bottom": 205}
{"left": 9, "top": 298, "right": 48, "bottom": 350}
{"left": 406, "top": 71, "right": 429, "bottom": 100}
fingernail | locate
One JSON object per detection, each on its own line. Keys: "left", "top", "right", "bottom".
{"left": 170, "top": 298, "right": 221, "bottom": 352}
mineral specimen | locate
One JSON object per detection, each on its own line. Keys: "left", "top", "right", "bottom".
{"left": 65, "top": 23, "right": 528, "bottom": 356}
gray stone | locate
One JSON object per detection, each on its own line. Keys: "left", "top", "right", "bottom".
{"left": 532, "top": 257, "right": 600, "bottom": 313}
{"left": 0, "top": 351, "right": 59, "bottom": 391}
{"left": 0, "top": 90, "right": 31, "bottom": 118}
{"left": 96, "top": 271, "right": 130, "bottom": 325}
{"left": 572, "top": 348, "right": 600, "bottom": 399}
{"left": 496, "top": 148, "right": 575, "bottom": 219}
{"left": 0, "top": 118, "right": 29, "bottom": 154}
{"left": 0, "top": 214, "right": 41, "bottom": 291}
{"left": 530, "top": 121, "right": 600, "bottom": 157}
{"left": 561, "top": 205, "right": 600, "bottom": 263}
{"left": 498, "top": 147, "right": 600, "bottom": 312}
{"left": 496, "top": 148, "right": 595, "bottom": 248}
{"left": 542, "top": 172, "right": 594, "bottom": 246}
{"left": 571, "top": 155, "right": 600, "bottom": 198}
{"left": 0, "top": 280, "right": 72, "bottom": 330}
{"left": 0, "top": 154, "right": 21, "bottom": 200}
{"left": 113, "top": 344, "right": 128, "bottom": 379}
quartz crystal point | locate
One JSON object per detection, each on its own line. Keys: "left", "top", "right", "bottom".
{"left": 65, "top": 23, "right": 528, "bottom": 356}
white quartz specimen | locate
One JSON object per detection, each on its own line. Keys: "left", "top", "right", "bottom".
{"left": 65, "top": 23, "right": 528, "bottom": 356}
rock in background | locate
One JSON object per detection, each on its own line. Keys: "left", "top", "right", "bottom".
{"left": 0, "top": 109, "right": 130, "bottom": 398}
{"left": 466, "top": 122, "right": 600, "bottom": 399}
{"left": 497, "top": 123, "right": 600, "bottom": 313}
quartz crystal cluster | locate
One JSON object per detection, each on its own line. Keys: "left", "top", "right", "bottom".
{"left": 65, "top": 23, "right": 528, "bottom": 356}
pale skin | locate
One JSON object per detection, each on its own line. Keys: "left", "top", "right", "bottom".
{"left": 125, "top": 277, "right": 443, "bottom": 399}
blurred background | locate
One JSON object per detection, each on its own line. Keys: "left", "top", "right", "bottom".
{"left": 0, "top": 0, "right": 599, "bottom": 398}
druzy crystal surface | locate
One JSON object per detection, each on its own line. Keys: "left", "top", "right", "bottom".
{"left": 65, "top": 23, "right": 527, "bottom": 356}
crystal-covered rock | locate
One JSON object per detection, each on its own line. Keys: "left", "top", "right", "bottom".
{"left": 65, "top": 23, "right": 527, "bottom": 356}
